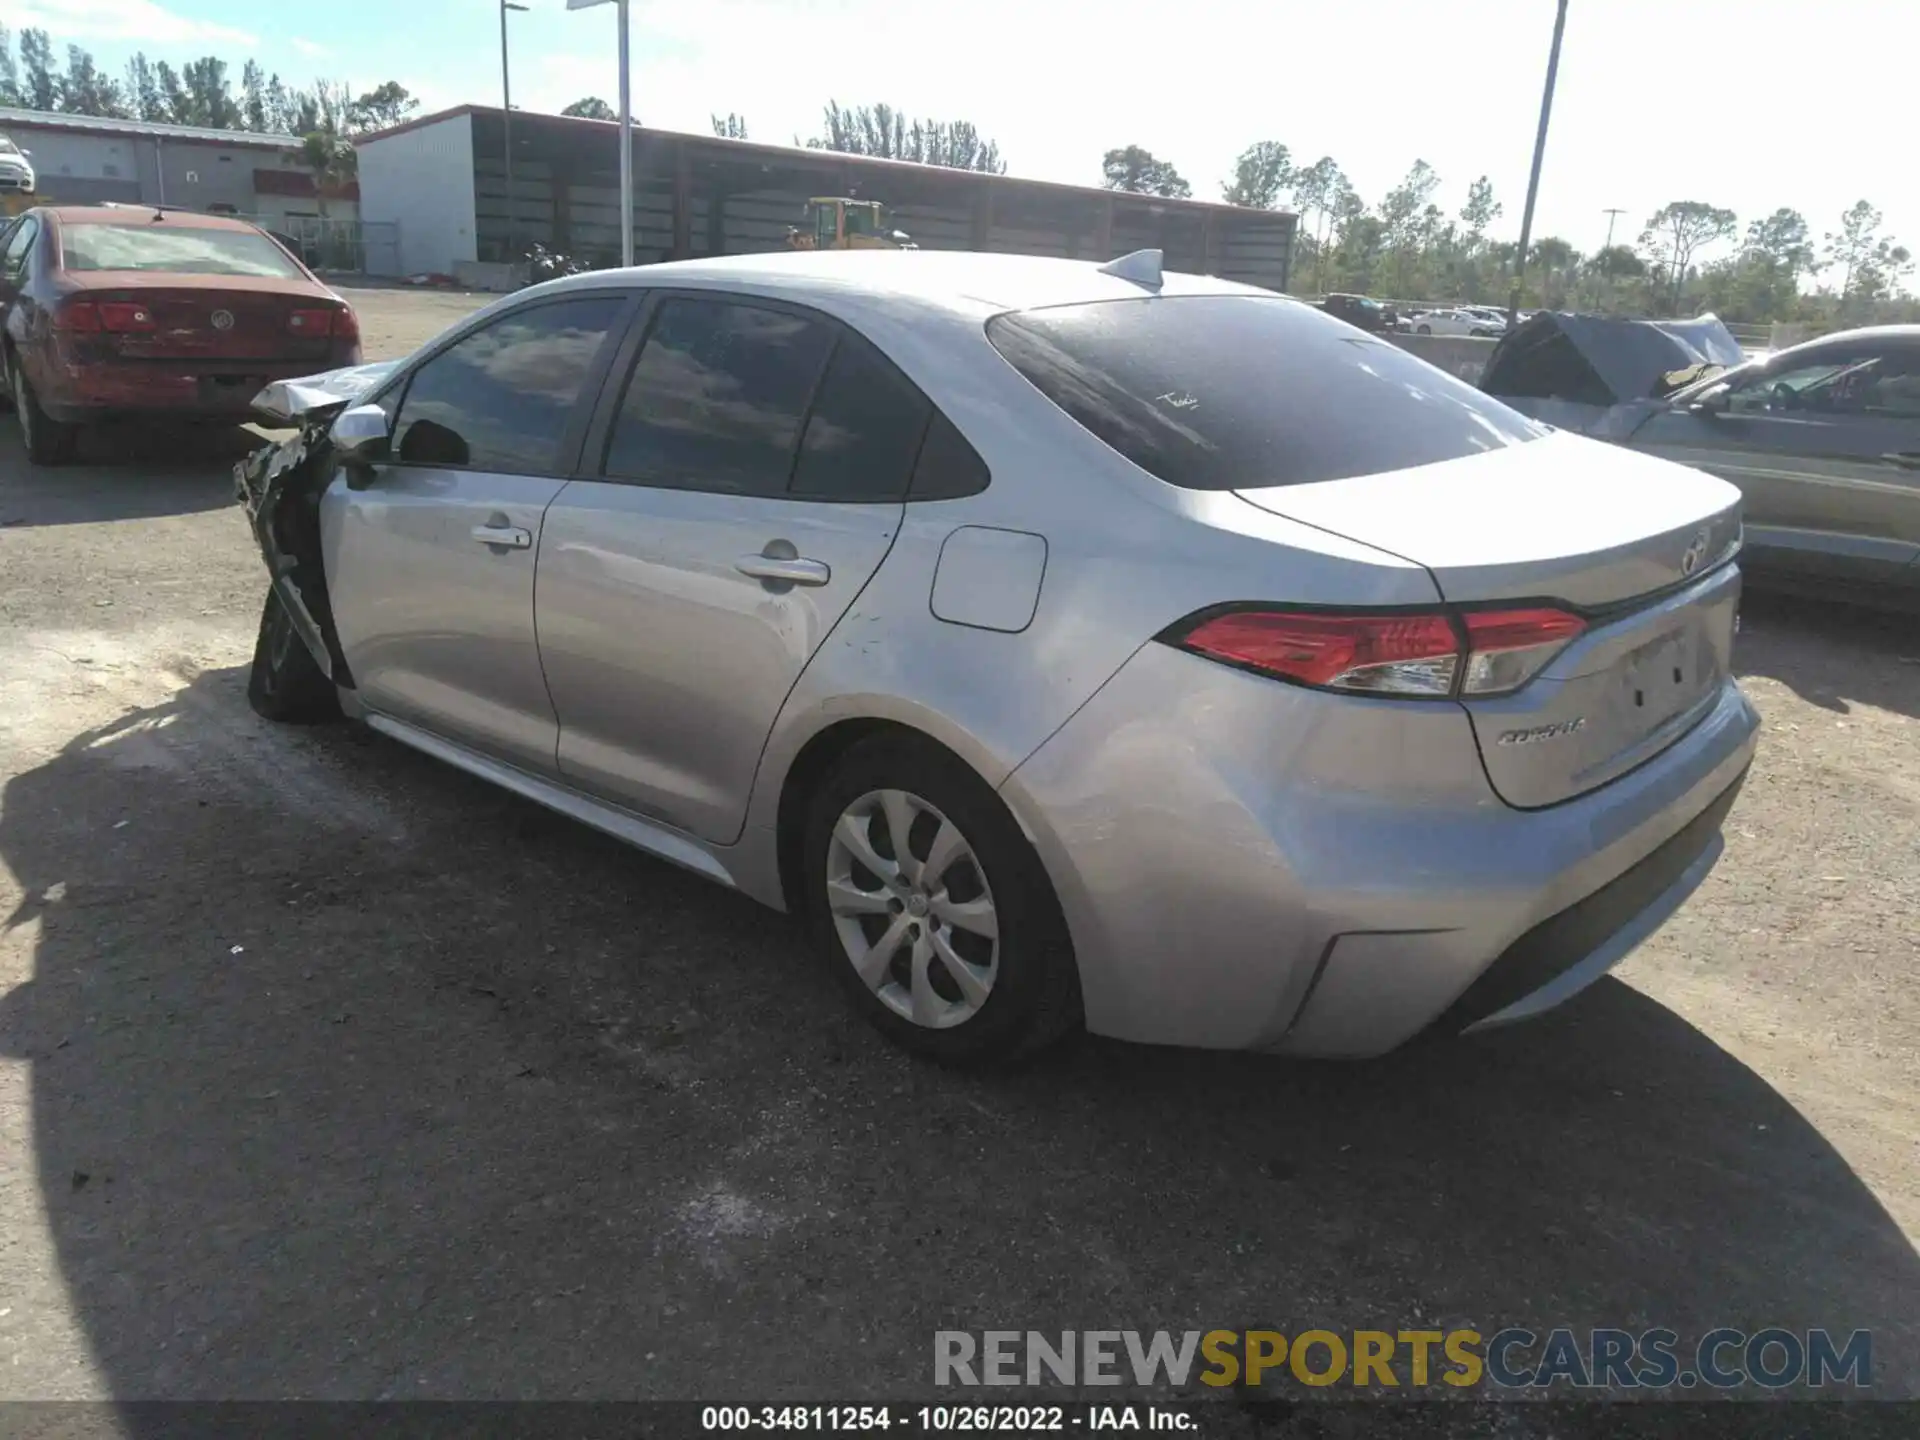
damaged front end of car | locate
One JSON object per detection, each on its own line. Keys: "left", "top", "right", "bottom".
{"left": 233, "top": 361, "right": 400, "bottom": 693}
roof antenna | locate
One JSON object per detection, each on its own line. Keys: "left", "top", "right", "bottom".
{"left": 1098, "top": 248, "right": 1163, "bottom": 291}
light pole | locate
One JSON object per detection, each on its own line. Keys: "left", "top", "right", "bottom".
{"left": 1507, "top": 0, "right": 1570, "bottom": 329}
{"left": 501, "top": 0, "right": 528, "bottom": 265}
{"left": 568, "top": 0, "right": 633, "bottom": 266}
{"left": 1602, "top": 207, "right": 1625, "bottom": 253}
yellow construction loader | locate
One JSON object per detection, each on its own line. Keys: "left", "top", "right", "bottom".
{"left": 786, "top": 197, "right": 916, "bottom": 251}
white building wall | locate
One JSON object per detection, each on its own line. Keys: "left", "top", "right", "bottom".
{"left": 355, "top": 115, "right": 477, "bottom": 277}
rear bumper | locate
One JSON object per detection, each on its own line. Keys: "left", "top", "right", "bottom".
{"left": 39, "top": 351, "right": 362, "bottom": 423}
{"left": 1001, "top": 644, "right": 1761, "bottom": 1057}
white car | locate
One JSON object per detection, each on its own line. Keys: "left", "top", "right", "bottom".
{"left": 1414, "top": 308, "right": 1504, "bottom": 338}
{"left": 0, "top": 132, "right": 35, "bottom": 194}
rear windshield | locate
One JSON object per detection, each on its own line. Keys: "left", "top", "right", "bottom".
{"left": 60, "top": 222, "right": 304, "bottom": 279}
{"left": 985, "top": 295, "right": 1546, "bottom": 490}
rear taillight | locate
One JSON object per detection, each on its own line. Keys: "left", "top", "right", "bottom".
{"left": 288, "top": 307, "right": 336, "bottom": 336}
{"left": 97, "top": 301, "right": 155, "bottom": 332}
{"left": 54, "top": 299, "right": 101, "bottom": 332}
{"left": 332, "top": 305, "right": 360, "bottom": 344}
{"left": 1166, "top": 605, "right": 1587, "bottom": 699}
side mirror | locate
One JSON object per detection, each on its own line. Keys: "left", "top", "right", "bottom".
{"left": 331, "top": 403, "right": 391, "bottom": 462}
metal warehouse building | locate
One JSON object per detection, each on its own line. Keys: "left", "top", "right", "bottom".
{"left": 356, "top": 105, "right": 1295, "bottom": 287}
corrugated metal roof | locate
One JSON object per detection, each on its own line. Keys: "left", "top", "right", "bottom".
{"left": 0, "top": 107, "right": 300, "bottom": 148}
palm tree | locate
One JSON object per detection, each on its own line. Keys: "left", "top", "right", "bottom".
{"left": 294, "top": 130, "right": 356, "bottom": 222}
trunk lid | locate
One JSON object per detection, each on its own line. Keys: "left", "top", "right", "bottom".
{"left": 65, "top": 274, "right": 337, "bottom": 364}
{"left": 1235, "top": 430, "right": 1745, "bottom": 808}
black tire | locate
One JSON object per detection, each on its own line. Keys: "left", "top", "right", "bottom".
{"left": 247, "top": 586, "right": 342, "bottom": 724}
{"left": 801, "top": 733, "right": 1081, "bottom": 1068}
{"left": 12, "top": 360, "right": 78, "bottom": 466}
{"left": 1416, "top": 324, "right": 1432, "bottom": 335}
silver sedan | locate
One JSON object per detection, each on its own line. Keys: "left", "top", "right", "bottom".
{"left": 237, "top": 249, "right": 1759, "bottom": 1066}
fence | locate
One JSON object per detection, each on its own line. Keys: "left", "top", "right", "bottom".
{"left": 243, "top": 215, "right": 400, "bottom": 277}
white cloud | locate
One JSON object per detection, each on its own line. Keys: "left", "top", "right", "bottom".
{"left": 0, "top": 0, "right": 255, "bottom": 49}
{"left": 290, "top": 37, "right": 329, "bottom": 59}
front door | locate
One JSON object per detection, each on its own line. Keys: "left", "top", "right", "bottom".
{"left": 536, "top": 294, "right": 934, "bottom": 844}
{"left": 322, "top": 292, "right": 631, "bottom": 772}
{"left": 1634, "top": 340, "right": 1920, "bottom": 586}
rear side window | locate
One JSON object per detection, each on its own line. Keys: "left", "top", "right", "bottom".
{"left": 59, "top": 222, "right": 305, "bottom": 279}
{"left": 392, "top": 296, "right": 624, "bottom": 472}
{"left": 790, "top": 333, "right": 932, "bottom": 502}
{"left": 987, "top": 295, "right": 1545, "bottom": 490}
{"left": 604, "top": 297, "right": 833, "bottom": 495}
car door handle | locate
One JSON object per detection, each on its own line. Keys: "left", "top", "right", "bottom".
{"left": 1879, "top": 452, "right": 1920, "bottom": 470}
{"left": 470, "top": 523, "right": 532, "bottom": 549}
{"left": 734, "top": 554, "right": 831, "bottom": 586}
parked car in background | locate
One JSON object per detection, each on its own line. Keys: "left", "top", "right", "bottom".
{"left": 1414, "top": 307, "right": 1504, "bottom": 338}
{"left": 1317, "top": 292, "right": 1394, "bottom": 332}
{"left": 0, "top": 132, "right": 34, "bottom": 196}
{"left": 1485, "top": 314, "right": 1919, "bottom": 604}
{"left": 0, "top": 204, "right": 362, "bottom": 464}
{"left": 236, "top": 248, "right": 1756, "bottom": 1067}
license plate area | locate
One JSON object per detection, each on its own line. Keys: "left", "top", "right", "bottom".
{"left": 1617, "top": 624, "right": 1709, "bottom": 732}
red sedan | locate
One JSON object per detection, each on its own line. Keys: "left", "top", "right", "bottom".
{"left": 0, "top": 204, "right": 362, "bottom": 465}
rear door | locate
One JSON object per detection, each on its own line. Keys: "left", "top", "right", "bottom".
{"left": 1631, "top": 339, "right": 1920, "bottom": 585}
{"left": 322, "top": 292, "right": 632, "bottom": 773}
{"left": 0, "top": 214, "right": 40, "bottom": 380}
{"left": 535, "top": 293, "right": 924, "bottom": 844}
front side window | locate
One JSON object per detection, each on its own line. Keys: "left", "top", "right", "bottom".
{"left": 987, "top": 295, "right": 1546, "bottom": 490}
{"left": 602, "top": 297, "right": 833, "bottom": 495}
{"left": 59, "top": 222, "right": 305, "bottom": 279}
{"left": 391, "top": 295, "right": 625, "bottom": 472}
{"left": 1726, "top": 349, "right": 1920, "bottom": 418}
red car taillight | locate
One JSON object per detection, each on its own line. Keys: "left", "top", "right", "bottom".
{"left": 98, "top": 301, "right": 156, "bottom": 332}
{"left": 54, "top": 299, "right": 102, "bottom": 332}
{"left": 1166, "top": 605, "right": 1587, "bottom": 699}
{"left": 332, "top": 305, "right": 360, "bottom": 344}
{"left": 288, "top": 307, "right": 335, "bottom": 336}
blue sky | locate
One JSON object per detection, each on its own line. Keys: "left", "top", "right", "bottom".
{"left": 3, "top": 0, "right": 1912, "bottom": 277}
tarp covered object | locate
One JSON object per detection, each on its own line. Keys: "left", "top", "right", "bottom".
{"left": 1480, "top": 311, "right": 1746, "bottom": 407}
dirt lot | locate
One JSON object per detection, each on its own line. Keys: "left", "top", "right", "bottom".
{"left": 0, "top": 286, "right": 1915, "bottom": 1422}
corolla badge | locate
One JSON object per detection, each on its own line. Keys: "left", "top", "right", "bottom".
{"left": 1680, "top": 528, "right": 1711, "bottom": 576}
{"left": 210, "top": 309, "right": 235, "bottom": 331}
{"left": 1497, "top": 717, "right": 1586, "bottom": 746}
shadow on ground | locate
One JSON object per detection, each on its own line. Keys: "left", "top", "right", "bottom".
{"left": 0, "top": 418, "right": 260, "bottom": 528}
{"left": 0, "top": 665, "right": 1913, "bottom": 1416}
{"left": 1734, "top": 588, "right": 1920, "bottom": 720}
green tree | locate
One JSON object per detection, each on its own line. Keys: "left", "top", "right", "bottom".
{"left": 1288, "top": 156, "right": 1348, "bottom": 293}
{"left": 60, "top": 44, "right": 127, "bottom": 116}
{"left": 1378, "top": 159, "right": 1440, "bottom": 294}
{"left": 1221, "top": 140, "right": 1290, "bottom": 209}
{"left": 20, "top": 27, "right": 57, "bottom": 111}
{"left": 1744, "top": 207, "right": 1813, "bottom": 283}
{"left": 240, "top": 59, "right": 268, "bottom": 131}
{"left": 810, "top": 102, "right": 1006, "bottom": 173}
{"left": 0, "top": 28, "right": 21, "bottom": 108}
{"left": 348, "top": 81, "right": 416, "bottom": 133}
{"left": 181, "top": 56, "right": 241, "bottom": 128}
{"left": 1639, "top": 201, "right": 1737, "bottom": 312}
{"left": 1821, "top": 200, "right": 1910, "bottom": 312}
{"left": 563, "top": 96, "right": 617, "bottom": 120}
{"left": 710, "top": 112, "right": 748, "bottom": 138}
{"left": 1100, "top": 144, "right": 1190, "bottom": 198}
{"left": 292, "top": 129, "right": 356, "bottom": 220}
{"left": 123, "top": 54, "right": 162, "bottom": 120}
{"left": 1459, "top": 175, "right": 1501, "bottom": 246}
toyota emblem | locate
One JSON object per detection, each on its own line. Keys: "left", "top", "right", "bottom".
{"left": 1680, "top": 529, "right": 1710, "bottom": 576}
{"left": 210, "top": 309, "right": 235, "bottom": 331}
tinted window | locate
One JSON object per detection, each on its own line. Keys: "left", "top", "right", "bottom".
{"left": 603, "top": 298, "right": 832, "bottom": 494}
{"left": 392, "top": 296, "right": 623, "bottom": 472}
{"left": 987, "top": 295, "right": 1546, "bottom": 490}
{"left": 60, "top": 222, "right": 305, "bottom": 279}
{"left": 910, "top": 411, "right": 991, "bottom": 501}
{"left": 790, "top": 335, "right": 932, "bottom": 502}
{"left": 1729, "top": 348, "right": 1920, "bottom": 418}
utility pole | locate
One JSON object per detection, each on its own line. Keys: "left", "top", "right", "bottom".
{"left": 1602, "top": 207, "right": 1625, "bottom": 253}
{"left": 1507, "top": 0, "right": 1570, "bottom": 330}
{"left": 567, "top": 0, "right": 633, "bottom": 267}
{"left": 501, "top": 0, "right": 528, "bottom": 266}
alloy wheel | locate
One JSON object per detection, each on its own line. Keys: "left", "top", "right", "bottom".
{"left": 825, "top": 787, "right": 1000, "bottom": 1029}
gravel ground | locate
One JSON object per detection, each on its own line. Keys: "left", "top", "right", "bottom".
{"left": 0, "top": 288, "right": 1914, "bottom": 1428}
